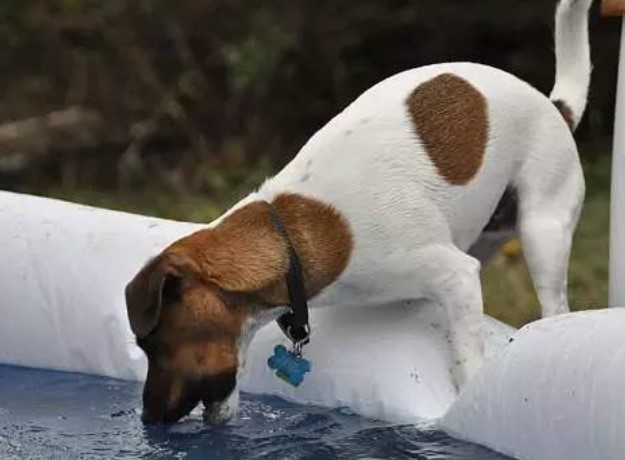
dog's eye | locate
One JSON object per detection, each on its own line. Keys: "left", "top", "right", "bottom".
{"left": 136, "top": 334, "right": 169, "bottom": 359}
{"left": 162, "top": 275, "right": 183, "bottom": 304}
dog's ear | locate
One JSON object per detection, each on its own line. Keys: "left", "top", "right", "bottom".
{"left": 125, "top": 257, "right": 185, "bottom": 339}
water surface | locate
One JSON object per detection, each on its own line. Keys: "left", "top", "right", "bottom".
{"left": 0, "top": 365, "right": 510, "bottom": 459}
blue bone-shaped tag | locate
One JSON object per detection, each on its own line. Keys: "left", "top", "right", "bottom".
{"left": 267, "top": 345, "right": 311, "bottom": 387}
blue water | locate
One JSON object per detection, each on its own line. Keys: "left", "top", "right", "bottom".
{"left": 0, "top": 366, "right": 510, "bottom": 459}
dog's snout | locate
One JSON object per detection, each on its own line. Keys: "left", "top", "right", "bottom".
{"left": 202, "top": 372, "right": 238, "bottom": 425}
{"left": 141, "top": 408, "right": 168, "bottom": 425}
{"left": 141, "top": 389, "right": 200, "bottom": 425}
{"left": 141, "top": 365, "right": 238, "bottom": 425}
{"left": 200, "top": 372, "right": 237, "bottom": 406}
{"left": 141, "top": 363, "right": 201, "bottom": 425}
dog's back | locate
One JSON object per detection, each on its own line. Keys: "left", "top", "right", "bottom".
{"left": 265, "top": 63, "right": 570, "bottom": 250}
{"left": 260, "top": 0, "right": 592, "bottom": 310}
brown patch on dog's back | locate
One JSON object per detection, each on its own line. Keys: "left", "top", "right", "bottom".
{"left": 406, "top": 73, "right": 489, "bottom": 185}
{"left": 553, "top": 99, "right": 575, "bottom": 131}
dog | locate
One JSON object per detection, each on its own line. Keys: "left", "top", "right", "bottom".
{"left": 125, "top": 0, "right": 593, "bottom": 425}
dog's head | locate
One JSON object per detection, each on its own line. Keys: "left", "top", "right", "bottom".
{"left": 125, "top": 194, "right": 353, "bottom": 425}
{"left": 126, "top": 253, "right": 245, "bottom": 425}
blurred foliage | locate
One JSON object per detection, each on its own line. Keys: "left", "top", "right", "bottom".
{"left": 0, "top": 0, "right": 620, "bottom": 202}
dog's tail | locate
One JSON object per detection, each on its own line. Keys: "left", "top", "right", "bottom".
{"left": 550, "top": 0, "right": 593, "bottom": 131}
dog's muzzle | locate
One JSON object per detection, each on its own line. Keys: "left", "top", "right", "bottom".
{"left": 141, "top": 370, "right": 237, "bottom": 425}
{"left": 203, "top": 389, "right": 239, "bottom": 425}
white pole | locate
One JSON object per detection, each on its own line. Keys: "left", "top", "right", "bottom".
{"left": 609, "top": 19, "right": 625, "bottom": 307}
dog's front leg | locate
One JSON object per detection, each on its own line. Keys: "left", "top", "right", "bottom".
{"left": 414, "top": 244, "right": 486, "bottom": 390}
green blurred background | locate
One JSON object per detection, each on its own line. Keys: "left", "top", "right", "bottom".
{"left": 0, "top": 0, "right": 618, "bottom": 327}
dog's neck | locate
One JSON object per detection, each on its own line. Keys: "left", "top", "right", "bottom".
{"left": 169, "top": 193, "right": 353, "bottom": 306}
{"left": 256, "top": 193, "right": 353, "bottom": 305}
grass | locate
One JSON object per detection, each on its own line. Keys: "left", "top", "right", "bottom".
{"left": 36, "top": 148, "right": 612, "bottom": 329}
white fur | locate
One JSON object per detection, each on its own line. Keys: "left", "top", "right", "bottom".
{"left": 224, "top": 0, "right": 592, "bottom": 391}
{"left": 204, "top": 390, "right": 239, "bottom": 424}
{"left": 222, "top": 308, "right": 287, "bottom": 422}
{"left": 550, "top": 0, "right": 593, "bottom": 128}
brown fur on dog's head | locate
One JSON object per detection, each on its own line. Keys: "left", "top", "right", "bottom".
{"left": 125, "top": 193, "right": 353, "bottom": 424}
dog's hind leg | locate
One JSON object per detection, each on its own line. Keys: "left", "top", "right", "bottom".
{"left": 411, "top": 244, "right": 485, "bottom": 389}
{"left": 516, "top": 144, "right": 585, "bottom": 318}
{"left": 519, "top": 216, "right": 574, "bottom": 317}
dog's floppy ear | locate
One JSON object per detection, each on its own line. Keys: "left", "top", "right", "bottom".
{"left": 125, "top": 256, "right": 183, "bottom": 339}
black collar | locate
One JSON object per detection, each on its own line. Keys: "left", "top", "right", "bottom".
{"left": 266, "top": 202, "right": 311, "bottom": 348}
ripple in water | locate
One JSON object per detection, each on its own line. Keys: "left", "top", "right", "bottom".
{"left": 0, "top": 365, "right": 509, "bottom": 460}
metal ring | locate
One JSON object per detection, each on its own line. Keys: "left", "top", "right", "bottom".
{"left": 287, "top": 325, "right": 311, "bottom": 356}
{"left": 285, "top": 325, "right": 296, "bottom": 344}
{"left": 285, "top": 324, "right": 311, "bottom": 344}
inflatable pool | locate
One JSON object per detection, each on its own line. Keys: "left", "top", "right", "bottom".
{"left": 0, "top": 190, "right": 512, "bottom": 422}
{"left": 442, "top": 308, "right": 625, "bottom": 460}
{"left": 0, "top": 191, "right": 622, "bottom": 460}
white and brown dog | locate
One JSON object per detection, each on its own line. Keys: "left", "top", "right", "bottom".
{"left": 126, "top": 0, "right": 593, "bottom": 424}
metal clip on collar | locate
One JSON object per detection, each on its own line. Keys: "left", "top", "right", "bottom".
{"left": 290, "top": 325, "right": 311, "bottom": 356}
{"left": 266, "top": 202, "right": 312, "bottom": 354}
